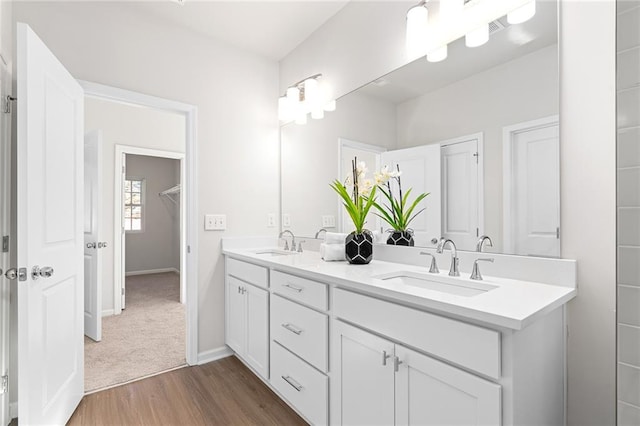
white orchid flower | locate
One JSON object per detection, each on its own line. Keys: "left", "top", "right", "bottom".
{"left": 356, "top": 161, "right": 368, "bottom": 178}
{"left": 358, "top": 178, "right": 374, "bottom": 196}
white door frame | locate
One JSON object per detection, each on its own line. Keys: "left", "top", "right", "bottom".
{"left": 502, "top": 115, "right": 559, "bottom": 254}
{"left": 116, "top": 146, "right": 185, "bottom": 308}
{"left": 79, "top": 80, "right": 199, "bottom": 366}
{"left": 438, "top": 132, "right": 485, "bottom": 238}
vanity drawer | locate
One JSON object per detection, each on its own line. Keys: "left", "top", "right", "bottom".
{"left": 333, "top": 288, "right": 501, "bottom": 379}
{"left": 271, "top": 341, "right": 328, "bottom": 426}
{"left": 271, "top": 294, "right": 328, "bottom": 372}
{"left": 226, "top": 257, "right": 268, "bottom": 289}
{"left": 271, "top": 270, "right": 328, "bottom": 311}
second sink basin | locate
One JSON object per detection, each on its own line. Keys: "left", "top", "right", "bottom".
{"left": 251, "top": 249, "right": 298, "bottom": 257}
{"left": 372, "top": 271, "right": 497, "bottom": 297}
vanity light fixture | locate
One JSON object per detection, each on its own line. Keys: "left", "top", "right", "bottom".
{"left": 406, "top": 0, "right": 537, "bottom": 63}
{"left": 465, "top": 22, "right": 489, "bottom": 47}
{"left": 507, "top": 0, "right": 536, "bottom": 24}
{"left": 406, "top": 0, "right": 430, "bottom": 60}
{"left": 278, "top": 74, "right": 335, "bottom": 124}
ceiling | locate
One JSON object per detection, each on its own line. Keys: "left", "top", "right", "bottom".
{"left": 125, "top": 0, "right": 350, "bottom": 61}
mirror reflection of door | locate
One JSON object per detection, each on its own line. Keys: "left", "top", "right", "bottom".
{"left": 504, "top": 116, "right": 560, "bottom": 257}
{"left": 440, "top": 135, "right": 483, "bottom": 251}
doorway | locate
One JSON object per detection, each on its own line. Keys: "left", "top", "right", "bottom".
{"left": 80, "top": 81, "right": 198, "bottom": 392}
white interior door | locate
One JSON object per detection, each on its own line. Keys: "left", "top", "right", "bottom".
{"left": 84, "top": 130, "right": 102, "bottom": 341}
{"left": 440, "top": 137, "right": 480, "bottom": 251}
{"left": 17, "top": 23, "right": 84, "bottom": 424}
{"left": 121, "top": 153, "right": 126, "bottom": 310}
{"left": 0, "top": 60, "right": 12, "bottom": 426}
{"left": 381, "top": 144, "right": 441, "bottom": 247}
{"left": 506, "top": 119, "right": 560, "bottom": 257}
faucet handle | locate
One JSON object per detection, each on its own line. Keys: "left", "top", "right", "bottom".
{"left": 470, "top": 258, "right": 494, "bottom": 280}
{"left": 419, "top": 252, "right": 440, "bottom": 274}
{"left": 282, "top": 239, "right": 290, "bottom": 251}
{"left": 297, "top": 240, "right": 305, "bottom": 253}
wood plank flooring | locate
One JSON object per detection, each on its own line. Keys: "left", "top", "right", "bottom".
{"left": 67, "top": 356, "right": 307, "bottom": 425}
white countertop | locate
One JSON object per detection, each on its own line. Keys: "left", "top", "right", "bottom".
{"left": 222, "top": 246, "right": 577, "bottom": 331}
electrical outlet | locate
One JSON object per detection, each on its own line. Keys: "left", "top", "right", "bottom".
{"left": 205, "top": 214, "right": 226, "bottom": 231}
{"left": 322, "top": 215, "right": 336, "bottom": 228}
{"left": 267, "top": 213, "right": 276, "bottom": 228}
{"left": 282, "top": 214, "right": 291, "bottom": 228}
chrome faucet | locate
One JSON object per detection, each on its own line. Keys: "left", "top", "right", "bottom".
{"left": 470, "top": 258, "right": 494, "bottom": 280}
{"left": 436, "top": 238, "right": 459, "bottom": 277}
{"left": 315, "top": 228, "right": 327, "bottom": 239}
{"left": 476, "top": 235, "right": 493, "bottom": 252}
{"left": 419, "top": 252, "right": 439, "bottom": 274}
{"left": 279, "top": 230, "right": 296, "bottom": 251}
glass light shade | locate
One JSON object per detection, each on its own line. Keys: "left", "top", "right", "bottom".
{"left": 286, "top": 86, "right": 300, "bottom": 103}
{"left": 323, "top": 99, "right": 336, "bottom": 112}
{"left": 406, "top": 2, "right": 429, "bottom": 59}
{"left": 303, "top": 78, "right": 319, "bottom": 106}
{"left": 508, "top": 0, "right": 536, "bottom": 25}
{"left": 426, "top": 45, "right": 447, "bottom": 63}
{"left": 311, "top": 108, "right": 324, "bottom": 120}
{"left": 465, "top": 23, "right": 489, "bottom": 48}
{"left": 295, "top": 113, "right": 308, "bottom": 125}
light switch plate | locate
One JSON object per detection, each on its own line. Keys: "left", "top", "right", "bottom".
{"left": 282, "top": 214, "right": 291, "bottom": 228}
{"left": 267, "top": 213, "right": 276, "bottom": 228}
{"left": 322, "top": 215, "right": 336, "bottom": 228}
{"left": 205, "top": 214, "right": 226, "bottom": 230}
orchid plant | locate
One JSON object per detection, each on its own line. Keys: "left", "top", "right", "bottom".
{"left": 330, "top": 158, "right": 377, "bottom": 234}
{"left": 372, "top": 164, "right": 429, "bottom": 232}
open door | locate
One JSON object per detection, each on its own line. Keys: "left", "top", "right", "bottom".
{"left": 17, "top": 23, "right": 84, "bottom": 424}
{"left": 84, "top": 130, "right": 102, "bottom": 341}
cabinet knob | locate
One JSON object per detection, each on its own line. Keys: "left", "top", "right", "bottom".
{"left": 382, "top": 350, "right": 392, "bottom": 366}
{"left": 394, "top": 356, "right": 403, "bottom": 372}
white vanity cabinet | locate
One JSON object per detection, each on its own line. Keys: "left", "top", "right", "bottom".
{"left": 332, "top": 320, "right": 501, "bottom": 426}
{"left": 225, "top": 258, "right": 270, "bottom": 379}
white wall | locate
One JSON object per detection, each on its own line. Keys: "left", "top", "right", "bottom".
{"left": 396, "top": 44, "right": 559, "bottom": 251}
{"left": 85, "top": 98, "right": 185, "bottom": 313}
{"left": 616, "top": 3, "right": 640, "bottom": 424}
{"left": 280, "top": 1, "right": 617, "bottom": 424}
{"left": 281, "top": 92, "right": 396, "bottom": 237}
{"left": 13, "top": 0, "right": 280, "bottom": 366}
{"left": 124, "top": 155, "right": 180, "bottom": 275}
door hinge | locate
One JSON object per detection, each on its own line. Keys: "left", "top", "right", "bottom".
{"left": 473, "top": 152, "right": 479, "bottom": 163}
{"left": 1, "top": 374, "right": 8, "bottom": 394}
{"left": 556, "top": 227, "right": 560, "bottom": 239}
{"left": 476, "top": 228, "right": 479, "bottom": 237}
{"left": 2, "top": 236, "right": 8, "bottom": 253}
{"left": 121, "top": 287, "right": 125, "bottom": 295}
{"left": 187, "top": 245, "right": 191, "bottom": 254}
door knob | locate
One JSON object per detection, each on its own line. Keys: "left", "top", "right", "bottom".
{"left": 5, "top": 268, "right": 26, "bottom": 281}
{"left": 31, "top": 265, "right": 54, "bottom": 280}
{"left": 98, "top": 242, "right": 107, "bottom": 248}
{"left": 86, "top": 242, "right": 96, "bottom": 249}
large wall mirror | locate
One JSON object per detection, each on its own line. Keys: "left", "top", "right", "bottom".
{"left": 281, "top": 1, "right": 559, "bottom": 257}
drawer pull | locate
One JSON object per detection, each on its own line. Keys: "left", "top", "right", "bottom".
{"left": 283, "top": 283, "right": 304, "bottom": 292}
{"left": 394, "top": 356, "right": 404, "bottom": 372}
{"left": 281, "top": 375, "right": 304, "bottom": 392}
{"left": 281, "top": 323, "right": 303, "bottom": 335}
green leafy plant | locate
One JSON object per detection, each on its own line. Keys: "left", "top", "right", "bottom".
{"left": 372, "top": 165, "right": 429, "bottom": 231}
{"left": 330, "top": 158, "right": 377, "bottom": 234}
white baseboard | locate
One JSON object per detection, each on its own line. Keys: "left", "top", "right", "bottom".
{"left": 197, "top": 346, "right": 233, "bottom": 365}
{"left": 125, "top": 268, "right": 179, "bottom": 277}
{"left": 101, "top": 309, "right": 115, "bottom": 317}
{"left": 9, "top": 402, "right": 17, "bottom": 419}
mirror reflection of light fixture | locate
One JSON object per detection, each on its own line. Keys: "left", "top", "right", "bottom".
{"left": 278, "top": 74, "right": 335, "bottom": 124}
{"left": 465, "top": 23, "right": 489, "bottom": 47}
{"left": 507, "top": 0, "right": 536, "bottom": 24}
{"left": 406, "top": 0, "right": 430, "bottom": 60}
{"left": 406, "top": 0, "right": 536, "bottom": 62}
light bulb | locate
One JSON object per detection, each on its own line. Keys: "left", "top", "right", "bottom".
{"left": 311, "top": 109, "right": 324, "bottom": 120}
{"left": 324, "top": 99, "right": 336, "bottom": 112}
{"left": 303, "top": 78, "right": 319, "bottom": 105}
{"left": 295, "top": 113, "right": 307, "bottom": 125}
{"left": 406, "top": 2, "right": 429, "bottom": 59}
{"left": 508, "top": 0, "right": 536, "bottom": 25}
{"left": 465, "top": 23, "right": 489, "bottom": 48}
{"left": 426, "top": 45, "right": 447, "bottom": 63}
{"left": 286, "top": 86, "right": 300, "bottom": 103}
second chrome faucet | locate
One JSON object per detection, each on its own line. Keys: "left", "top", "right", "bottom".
{"left": 436, "top": 238, "right": 459, "bottom": 277}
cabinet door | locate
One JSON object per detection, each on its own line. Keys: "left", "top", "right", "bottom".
{"left": 395, "top": 345, "right": 501, "bottom": 426}
{"left": 331, "top": 321, "right": 395, "bottom": 426}
{"left": 245, "top": 282, "right": 269, "bottom": 378}
{"left": 226, "top": 276, "right": 245, "bottom": 355}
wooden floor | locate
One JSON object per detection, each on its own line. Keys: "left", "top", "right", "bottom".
{"left": 67, "top": 356, "right": 307, "bottom": 425}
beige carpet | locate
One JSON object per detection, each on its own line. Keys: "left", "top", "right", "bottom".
{"left": 84, "top": 272, "right": 186, "bottom": 392}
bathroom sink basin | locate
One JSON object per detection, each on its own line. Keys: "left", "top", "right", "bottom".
{"left": 251, "top": 249, "right": 298, "bottom": 257}
{"left": 372, "top": 271, "right": 497, "bottom": 297}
